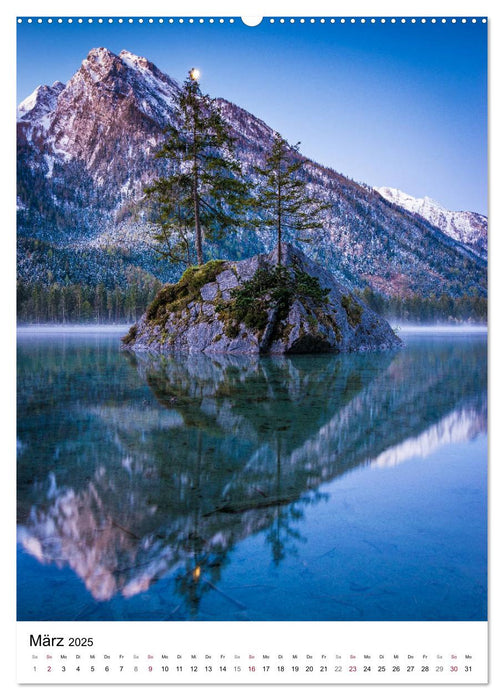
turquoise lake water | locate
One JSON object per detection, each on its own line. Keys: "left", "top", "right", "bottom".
{"left": 16, "top": 329, "right": 487, "bottom": 621}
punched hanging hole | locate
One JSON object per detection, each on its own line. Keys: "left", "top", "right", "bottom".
{"left": 241, "top": 17, "right": 263, "bottom": 27}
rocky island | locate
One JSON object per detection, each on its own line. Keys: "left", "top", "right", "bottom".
{"left": 122, "top": 244, "right": 402, "bottom": 355}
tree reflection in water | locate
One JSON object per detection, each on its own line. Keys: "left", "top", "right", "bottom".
{"left": 17, "top": 336, "right": 487, "bottom": 617}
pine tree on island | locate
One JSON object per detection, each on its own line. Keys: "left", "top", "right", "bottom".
{"left": 253, "top": 132, "right": 329, "bottom": 266}
{"left": 145, "top": 68, "right": 249, "bottom": 267}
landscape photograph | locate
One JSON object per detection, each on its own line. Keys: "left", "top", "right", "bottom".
{"left": 16, "top": 17, "right": 487, "bottom": 622}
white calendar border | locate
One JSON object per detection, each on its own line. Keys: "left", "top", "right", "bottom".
{"left": 3, "top": 0, "right": 502, "bottom": 697}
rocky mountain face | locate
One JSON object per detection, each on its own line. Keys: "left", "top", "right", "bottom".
{"left": 376, "top": 186, "right": 487, "bottom": 260}
{"left": 17, "top": 47, "right": 487, "bottom": 299}
{"left": 122, "top": 244, "right": 402, "bottom": 355}
{"left": 17, "top": 48, "right": 178, "bottom": 235}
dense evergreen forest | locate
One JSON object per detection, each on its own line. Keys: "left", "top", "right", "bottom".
{"left": 357, "top": 287, "right": 487, "bottom": 324}
{"left": 17, "top": 279, "right": 486, "bottom": 325}
{"left": 17, "top": 278, "right": 162, "bottom": 325}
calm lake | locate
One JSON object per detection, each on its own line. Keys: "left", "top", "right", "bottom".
{"left": 17, "top": 328, "right": 487, "bottom": 622}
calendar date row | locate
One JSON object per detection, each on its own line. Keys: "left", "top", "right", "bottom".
{"left": 33, "top": 663, "right": 473, "bottom": 674}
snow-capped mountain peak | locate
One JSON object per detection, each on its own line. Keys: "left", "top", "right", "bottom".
{"left": 376, "top": 186, "right": 487, "bottom": 259}
{"left": 17, "top": 47, "right": 184, "bottom": 192}
{"left": 78, "top": 47, "right": 147, "bottom": 87}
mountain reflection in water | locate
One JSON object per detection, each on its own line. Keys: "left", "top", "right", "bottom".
{"left": 17, "top": 333, "right": 487, "bottom": 620}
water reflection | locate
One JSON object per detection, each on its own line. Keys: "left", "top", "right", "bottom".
{"left": 17, "top": 335, "right": 486, "bottom": 618}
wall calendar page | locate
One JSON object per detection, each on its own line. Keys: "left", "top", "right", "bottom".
{"left": 14, "top": 1, "right": 489, "bottom": 690}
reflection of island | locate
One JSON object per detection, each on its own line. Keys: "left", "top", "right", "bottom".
{"left": 17, "top": 340, "right": 486, "bottom": 614}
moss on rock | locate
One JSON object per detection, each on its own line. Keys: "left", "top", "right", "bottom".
{"left": 146, "top": 260, "right": 226, "bottom": 324}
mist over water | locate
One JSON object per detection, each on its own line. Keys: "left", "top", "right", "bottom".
{"left": 391, "top": 324, "right": 487, "bottom": 334}
{"left": 17, "top": 331, "right": 487, "bottom": 621}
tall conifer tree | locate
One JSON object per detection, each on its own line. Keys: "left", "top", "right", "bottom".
{"left": 145, "top": 69, "right": 248, "bottom": 266}
{"left": 253, "top": 133, "right": 328, "bottom": 265}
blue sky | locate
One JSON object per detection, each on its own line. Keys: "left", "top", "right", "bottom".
{"left": 17, "top": 17, "right": 487, "bottom": 214}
